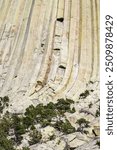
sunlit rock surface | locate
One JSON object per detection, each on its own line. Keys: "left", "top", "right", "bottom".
{"left": 0, "top": 0, "right": 100, "bottom": 149}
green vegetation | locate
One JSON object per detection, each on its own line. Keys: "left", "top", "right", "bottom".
{"left": 29, "top": 129, "right": 42, "bottom": 145}
{"left": 0, "top": 132, "right": 15, "bottom": 150}
{"left": 90, "top": 89, "right": 94, "bottom": 92}
{"left": 0, "top": 97, "right": 76, "bottom": 149}
{"left": 95, "top": 106, "right": 100, "bottom": 117}
{"left": 22, "top": 99, "right": 75, "bottom": 128}
{"left": 89, "top": 81, "right": 94, "bottom": 84}
{"left": 0, "top": 96, "right": 9, "bottom": 113}
{"left": 53, "top": 119, "right": 75, "bottom": 134}
{"left": 55, "top": 98, "right": 74, "bottom": 115}
{"left": 0, "top": 117, "right": 15, "bottom": 150}
{"left": 96, "top": 140, "right": 100, "bottom": 148}
{"left": 79, "top": 90, "right": 90, "bottom": 99}
{"left": 77, "top": 118, "right": 90, "bottom": 128}
{"left": 12, "top": 115, "right": 25, "bottom": 144}
{"left": 49, "top": 134, "right": 56, "bottom": 141}
{"left": 24, "top": 103, "right": 56, "bottom": 128}
{"left": 95, "top": 109, "right": 100, "bottom": 117}
{"left": 77, "top": 118, "right": 90, "bottom": 134}
{"left": 88, "top": 102, "right": 93, "bottom": 108}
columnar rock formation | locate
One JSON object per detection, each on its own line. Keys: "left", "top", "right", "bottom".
{"left": 0, "top": 0, "right": 100, "bottom": 149}
{"left": 0, "top": 0, "right": 99, "bottom": 111}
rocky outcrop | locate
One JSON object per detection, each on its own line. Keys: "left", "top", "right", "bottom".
{"left": 0, "top": 0, "right": 100, "bottom": 150}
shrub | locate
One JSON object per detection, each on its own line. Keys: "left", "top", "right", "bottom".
{"left": 0, "top": 96, "right": 78, "bottom": 149}
{"left": 0, "top": 117, "right": 12, "bottom": 134}
{"left": 79, "top": 90, "right": 89, "bottom": 99}
{"left": 53, "top": 119, "right": 75, "bottom": 134}
{"left": 77, "top": 118, "right": 90, "bottom": 128}
{"left": 70, "top": 107, "right": 75, "bottom": 113}
{"left": 95, "top": 106, "right": 100, "bottom": 117}
{"left": 55, "top": 99, "right": 74, "bottom": 115}
{"left": 0, "top": 129, "right": 15, "bottom": 150}
{"left": 95, "top": 109, "right": 100, "bottom": 117}
{"left": 89, "top": 81, "right": 94, "bottom": 84}
{"left": 23, "top": 100, "right": 75, "bottom": 129}
{"left": 3, "top": 96, "right": 9, "bottom": 103}
{"left": 96, "top": 140, "right": 100, "bottom": 148}
{"left": 77, "top": 118, "right": 90, "bottom": 134}
{"left": 29, "top": 129, "right": 42, "bottom": 145}
{"left": 0, "top": 96, "right": 10, "bottom": 113}
{"left": 25, "top": 105, "right": 36, "bottom": 119}
{"left": 83, "top": 130, "right": 89, "bottom": 135}
{"left": 40, "top": 119, "right": 51, "bottom": 128}
{"left": 46, "top": 102, "right": 56, "bottom": 109}
{"left": 12, "top": 115, "right": 26, "bottom": 135}
{"left": 49, "top": 134, "right": 56, "bottom": 140}
{"left": 23, "top": 116, "right": 34, "bottom": 128}
{"left": 88, "top": 102, "right": 93, "bottom": 108}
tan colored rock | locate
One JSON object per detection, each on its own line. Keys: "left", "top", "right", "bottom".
{"left": 41, "top": 126, "right": 56, "bottom": 142}
{"left": 0, "top": 0, "right": 100, "bottom": 149}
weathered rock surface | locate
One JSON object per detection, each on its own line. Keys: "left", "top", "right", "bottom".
{"left": 0, "top": 0, "right": 100, "bottom": 150}
{"left": 75, "top": 137, "right": 100, "bottom": 150}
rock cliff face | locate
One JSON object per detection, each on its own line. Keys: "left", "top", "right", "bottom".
{"left": 0, "top": 0, "right": 99, "bottom": 149}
